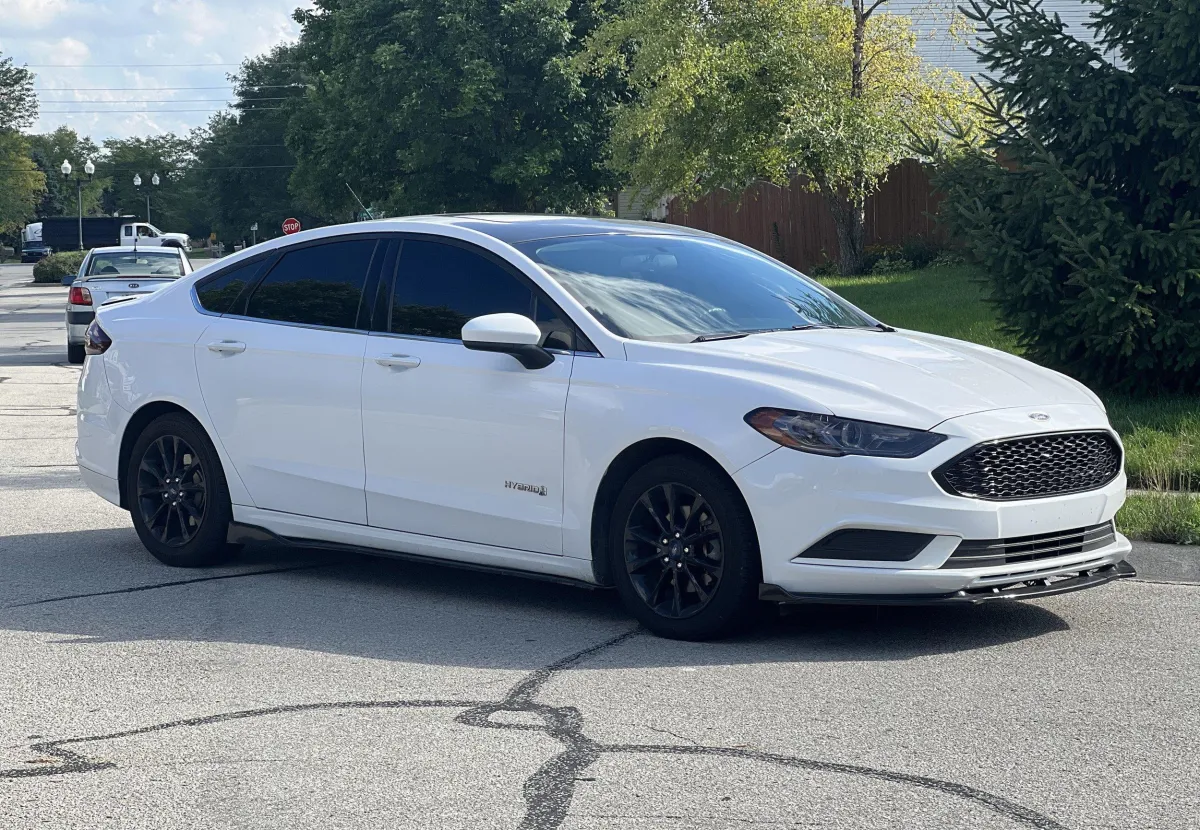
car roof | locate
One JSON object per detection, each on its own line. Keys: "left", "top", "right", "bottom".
{"left": 87, "top": 246, "right": 181, "bottom": 255}
{"left": 361, "top": 214, "right": 714, "bottom": 245}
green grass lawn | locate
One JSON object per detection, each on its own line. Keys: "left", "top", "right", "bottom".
{"left": 819, "top": 264, "right": 1200, "bottom": 544}
{"left": 822, "top": 266, "right": 1020, "bottom": 354}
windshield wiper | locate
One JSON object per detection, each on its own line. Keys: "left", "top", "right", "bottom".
{"left": 692, "top": 331, "right": 751, "bottom": 342}
{"left": 692, "top": 324, "right": 830, "bottom": 342}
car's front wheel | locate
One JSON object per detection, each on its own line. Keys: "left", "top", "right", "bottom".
{"left": 609, "top": 455, "right": 761, "bottom": 640}
{"left": 126, "top": 413, "right": 236, "bottom": 567}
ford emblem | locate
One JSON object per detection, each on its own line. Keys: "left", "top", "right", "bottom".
{"left": 128, "top": 283, "right": 139, "bottom": 289}
{"left": 1029, "top": 412, "right": 1050, "bottom": 421}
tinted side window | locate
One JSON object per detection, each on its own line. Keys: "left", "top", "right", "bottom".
{"left": 245, "top": 239, "right": 377, "bottom": 329}
{"left": 196, "top": 259, "right": 264, "bottom": 314}
{"left": 391, "top": 240, "right": 533, "bottom": 340}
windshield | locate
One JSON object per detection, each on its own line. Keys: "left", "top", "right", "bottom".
{"left": 514, "top": 234, "right": 877, "bottom": 342}
{"left": 86, "top": 251, "right": 183, "bottom": 277}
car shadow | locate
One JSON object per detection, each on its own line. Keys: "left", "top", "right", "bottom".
{"left": 0, "top": 526, "right": 1071, "bottom": 671}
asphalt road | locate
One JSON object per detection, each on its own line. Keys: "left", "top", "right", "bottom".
{"left": 1, "top": 262, "right": 1197, "bottom": 829}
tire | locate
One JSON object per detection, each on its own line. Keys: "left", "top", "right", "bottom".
{"left": 126, "top": 413, "right": 236, "bottom": 567}
{"left": 66, "top": 343, "right": 85, "bottom": 364}
{"left": 608, "top": 454, "right": 761, "bottom": 640}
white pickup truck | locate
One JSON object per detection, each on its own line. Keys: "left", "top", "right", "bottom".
{"left": 117, "top": 221, "right": 191, "bottom": 249}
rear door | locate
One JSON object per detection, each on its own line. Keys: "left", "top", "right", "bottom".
{"left": 194, "top": 236, "right": 383, "bottom": 524}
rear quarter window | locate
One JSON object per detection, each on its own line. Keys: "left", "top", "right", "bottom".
{"left": 195, "top": 259, "right": 266, "bottom": 314}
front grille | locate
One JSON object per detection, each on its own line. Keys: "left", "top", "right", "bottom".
{"left": 934, "top": 431, "right": 1121, "bottom": 500}
{"left": 941, "top": 521, "right": 1116, "bottom": 569}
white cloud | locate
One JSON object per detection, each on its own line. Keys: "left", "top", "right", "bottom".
{"left": 0, "top": 0, "right": 74, "bottom": 29}
{"left": 42, "top": 36, "right": 91, "bottom": 66}
{"left": 1, "top": 0, "right": 311, "bottom": 140}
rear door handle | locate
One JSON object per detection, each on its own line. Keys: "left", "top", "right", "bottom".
{"left": 375, "top": 354, "right": 421, "bottom": 369}
{"left": 207, "top": 340, "right": 246, "bottom": 354}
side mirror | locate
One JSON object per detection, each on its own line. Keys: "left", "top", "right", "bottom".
{"left": 462, "top": 313, "right": 553, "bottom": 370}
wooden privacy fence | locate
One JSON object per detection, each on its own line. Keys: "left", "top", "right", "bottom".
{"left": 666, "top": 159, "right": 944, "bottom": 272}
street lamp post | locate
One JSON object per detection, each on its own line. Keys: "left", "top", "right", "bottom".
{"left": 60, "top": 159, "right": 95, "bottom": 251}
{"left": 134, "top": 172, "right": 160, "bottom": 224}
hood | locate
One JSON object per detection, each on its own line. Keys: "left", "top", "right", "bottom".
{"left": 625, "top": 328, "right": 1101, "bottom": 430}
{"left": 163, "top": 232, "right": 189, "bottom": 243}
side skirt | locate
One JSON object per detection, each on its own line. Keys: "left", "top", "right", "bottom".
{"left": 227, "top": 507, "right": 602, "bottom": 591}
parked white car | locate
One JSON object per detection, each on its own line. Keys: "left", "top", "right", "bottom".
{"left": 75, "top": 216, "right": 1134, "bottom": 639}
{"left": 66, "top": 246, "right": 192, "bottom": 364}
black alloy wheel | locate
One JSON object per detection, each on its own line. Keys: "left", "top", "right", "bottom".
{"left": 624, "top": 482, "right": 724, "bottom": 619}
{"left": 127, "top": 412, "right": 235, "bottom": 567}
{"left": 609, "top": 455, "right": 761, "bottom": 640}
{"left": 136, "top": 435, "right": 208, "bottom": 547}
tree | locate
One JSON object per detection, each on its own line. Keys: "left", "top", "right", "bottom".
{"left": 286, "top": 0, "right": 623, "bottom": 217}
{"left": 98, "top": 135, "right": 199, "bottom": 234}
{"left": 0, "top": 132, "right": 44, "bottom": 236}
{"left": 922, "top": 0, "right": 1200, "bottom": 392}
{"left": 584, "top": 0, "right": 974, "bottom": 274}
{"left": 25, "top": 128, "right": 106, "bottom": 219}
{"left": 194, "top": 45, "right": 321, "bottom": 242}
{"left": 0, "top": 52, "right": 37, "bottom": 130}
{"left": 0, "top": 52, "right": 43, "bottom": 236}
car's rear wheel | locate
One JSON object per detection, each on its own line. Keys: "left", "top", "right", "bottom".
{"left": 609, "top": 455, "right": 761, "bottom": 640}
{"left": 126, "top": 413, "right": 235, "bottom": 567}
{"left": 66, "top": 342, "right": 84, "bottom": 364}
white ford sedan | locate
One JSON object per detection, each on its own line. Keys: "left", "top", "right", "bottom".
{"left": 76, "top": 215, "right": 1134, "bottom": 639}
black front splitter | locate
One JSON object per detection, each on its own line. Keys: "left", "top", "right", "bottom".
{"left": 759, "top": 560, "right": 1136, "bottom": 605}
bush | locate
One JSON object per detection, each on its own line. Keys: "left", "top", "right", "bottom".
{"left": 809, "top": 257, "right": 840, "bottom": 277}
{"left": 32, "top": 251, "right": 86, "bottom": 283}
{"left": 924, "top": 0, "right": 1200, "bottom": 393}
{"left": 870, "top": 254, "right": 915, "bottom": 275}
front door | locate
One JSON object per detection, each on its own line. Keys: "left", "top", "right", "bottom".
{"left": 361, "top": 237, "right": 576, "bottom": 554}
{"left": 194, "top": 236, "right": 381, "bottom": 524}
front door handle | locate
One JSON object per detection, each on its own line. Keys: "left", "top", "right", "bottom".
{"left": 375, "top": 354, "right": 421, "bottom": 369}
{"left": 207, "top": 340, "right": 246, "bottom": 354}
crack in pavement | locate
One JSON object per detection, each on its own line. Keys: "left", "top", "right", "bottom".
{"left": 2, "top": 564, "right": 336, "bottom": 609}
{"left": 0, "top": 628, "right": 1071, "bottom": 829}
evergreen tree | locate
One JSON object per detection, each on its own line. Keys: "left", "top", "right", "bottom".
{"left": 924, "top": 0, "right": 1200, "bottom": 392}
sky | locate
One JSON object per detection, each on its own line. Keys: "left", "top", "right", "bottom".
{"left": 0, "top": 0, "right": 311, "bottom": 141}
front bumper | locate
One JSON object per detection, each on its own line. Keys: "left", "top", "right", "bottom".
{"left": 735, "top": 403, "right": 1133, "bottom": 600}
{"left": 761, "top": 560, "right": 1136, "bottom": 605}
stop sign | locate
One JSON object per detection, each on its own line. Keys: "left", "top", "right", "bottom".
{"left": 282, "top": 217, "right": 301, "bottom": 235}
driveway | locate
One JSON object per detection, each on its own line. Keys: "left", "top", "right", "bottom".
{"left": 1, "top": 266, "right": 1196, "bottom": 829}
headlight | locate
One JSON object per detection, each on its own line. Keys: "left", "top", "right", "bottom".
{"left": 744, "top": 408, "right": 947, "bottom": 458}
